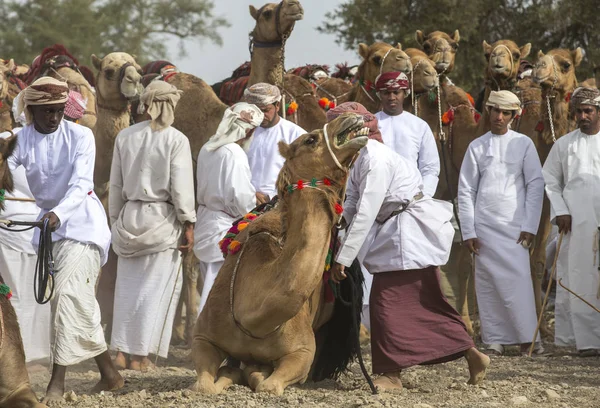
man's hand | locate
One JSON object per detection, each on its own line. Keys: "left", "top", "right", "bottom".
{"left": 517, "top": 231, "right": 535, "bottom": 248}
{"left": 256, "top": 192, "right": 270, "bottom": 205}
{"left": 556, "top": 215, "right": 572, "bottom": 234}
{"left": 464, "top": 238, "right": 480, "bottom": 255}
{"left": 331, "top": 262, "right": 347, "bottom": 283}
{"left": 179, "top": 222, "right": 194, "bottom": 253}
{"left": 41, "top": 212, "right": 60, "bottom": 231}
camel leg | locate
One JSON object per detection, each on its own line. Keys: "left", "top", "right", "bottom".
{"left": 458, "top": 245, "right": 475, "bottom": 336}
{"left": 243, "top": 364, "right": 274, "bottom": 391}
{"left": 255, "top": 348, "right": 314, "bottom": 396}
{"left": 183, "top": 252, "right": 199, "bottom": 345}
{"left": 190, "top": 338, "right": 227, "bottom": 394}
{"left": 214, "top": 366, "right": 245, "bottom": 393}
{"left": 530, "top": 198, "right": 552, "bottom": 339}
{"left": 171, "top": 296, "right": 186, "bottom": 345}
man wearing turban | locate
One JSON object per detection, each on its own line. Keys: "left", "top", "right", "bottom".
{"left": 9, "top": 77, "right": 123, "bottom": 403}
{"left": 374, "top": 71, "right": 440, "bottom": 197}
{"left": 543, "top": 86, "right": 600, "bottom": 356}
{"left": 109, "top": 80, "right": 196, "bottom": 370}
{"left": 243, "top": 83, "right": 306, "bottom": 202}
{"left": 458, "top": 90, "right": 544, "bottom": 356}
{"left": 193, "top": 102, "right": 264, "bottom": 316}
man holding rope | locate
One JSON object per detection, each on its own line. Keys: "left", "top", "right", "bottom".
{"left": 8, "top": 76, "right": 123, "bottom": 404}
{"left": 109, "top": 81, "right": 196, "bottom": 371}
{"left": 543, "top": 86, "right": 600, "bottom": 356}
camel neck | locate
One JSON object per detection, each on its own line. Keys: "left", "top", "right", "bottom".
{"left": 249, "top": 46, "right": 284, "bottom": 87}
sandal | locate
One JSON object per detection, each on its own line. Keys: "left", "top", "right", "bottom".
{"left": 521, "top": 344, "right": 550, "bottom": 357}
{"left": 484, "top": 344, "right": 504, "bottom": 357}
{"left": 578, "top": 349, "right": 599, "bottom": 357}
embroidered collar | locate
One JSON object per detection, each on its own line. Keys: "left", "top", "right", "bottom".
{"left": 285, "top": 178, "right": 344, "bottom": 215}
{"left": 0, "top": 283, "right": 12, "bottom": 300}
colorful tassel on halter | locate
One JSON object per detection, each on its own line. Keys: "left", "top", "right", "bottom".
{"left": 286, "top": 101, "right": 298, "bottom": 116}
{"left": 428, "top": 89, "right": 437, "bottom": 103}
{"left": 318, "top": 97, "right": 336, "bottom": 111}
{"left": 0, "top": 283, "right": 12, "bottom": 300}
{"left": 0, "top": 188, "right": 5, "bottom": 203}
{"left": 466, "top": 93, "right": 475, "bottom": 107}
{"left": 442, "top": 109, "right": 455, "bottom": 126}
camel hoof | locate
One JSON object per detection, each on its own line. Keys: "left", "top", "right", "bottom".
{"left": 189, "top": 379, "right": 219, "bottom": 395}
{"left": 255, "top": 379, "right": 284, "bottom": 396}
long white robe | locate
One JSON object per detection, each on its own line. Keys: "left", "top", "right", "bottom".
{"left": 109, "top": 120, "right": 196, "bottom": 357}
{"left": 336, "top": 140, "right": 454, "bottom": 271}
{"left": 7, "top": 121, "right": 110, "bottom": 365}
{"left": 0, "top": 129, "right": 50, "bottom": 362}
{"left": 247, "top": 118, "right": 305, "bottom": 198}
{"left": 458, "top": 130, "right": 544, "bottom": 345}
{"left": 375, "top": 111, "right": 440, "bottom": 197}
{"left": 194, "top": 143, "right": 256, "bottom": 315}
{"left": 543, "top": 129, "right": 600, "bottom": 350}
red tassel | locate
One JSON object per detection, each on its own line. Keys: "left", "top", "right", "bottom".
{"left": 323, "top": 178, "right": 331, "bottom": 186}
{"left": 565, "top": 93, "right": 571, "bottom": 103}
{"left": 474, "top": 112, "right": 481, "bottom": 123}
{"left": 297, "top": 180, "right": 304, "bottom": 190}
{"left": 334, "top": 203, "right": 343, "bottom": 215}
{"left": 535, "top": 121, "right": 544, "bottom": 132}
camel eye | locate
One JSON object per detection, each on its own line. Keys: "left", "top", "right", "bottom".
{"left": 372, "top": 56, "right": 382, "bottom": 66}
{"left": 484, "top": 53, "right": 491, "bottom": 60}
{"left": 561, "top": 61, "right": 571, "bottom": 71}
{"left": 423, "top": 43, "right": 432, "bottom": 53}
{"left": 304, "top": 135, "right": 317, "bottom": 145}
{"left": 513, "top": 53, "right": 520, "bottom": 60}
{"left": 104, "top": 68, "right": 115, "bottom": 80}
{"left": 262, "top": 9, "right": 272, "bottom": 19}
{"left": 451, "top": 42, "right": 459, "bottom": 51}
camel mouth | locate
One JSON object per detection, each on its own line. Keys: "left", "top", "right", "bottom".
{"left": 334, "top": 120, "right": 368, "bottom": 148}
{"left": 435, "top": 62, "right": 450, "bottom": 71}
{"left": 285, "top": 12, "right": 304, "bottom": 21}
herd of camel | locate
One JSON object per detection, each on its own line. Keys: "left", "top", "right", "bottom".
{"left": 0, "top": 0, "right": 598, "bottom": 404}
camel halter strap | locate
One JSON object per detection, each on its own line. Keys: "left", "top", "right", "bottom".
{"left": 323, "top": 123, "right": 344, "bottom": 171}
{"left": 489, "top": 44, "right": 515, "bottom": 91}
{"left": 410, "top": 58, "right": 426, "bottom": 116}
{"left": 378, "top": 48, "right": 394, "bottom": 77}
{"left": 546, "top": 56, "right": 560, "bottom": 143}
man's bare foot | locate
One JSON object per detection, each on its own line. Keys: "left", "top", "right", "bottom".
{"left": 90, "top": 373, "right": 125, "bottom": 394}
{"left": 114, "top": 352, "right": 128, "bottom": 370}
{"left": 359, "top": 324, "right": 370, "bottom": 346}
{"left": 129, "top": 356, "right": 156, "bottom": 372}
{"left": 41, "top": 389, "right": 64, "bottom": 406}
{"left": 465, "top": 347, "right": 490, "bottom": 385}
{"left": 373, "top": 371, "right": 403, "bottom": 393}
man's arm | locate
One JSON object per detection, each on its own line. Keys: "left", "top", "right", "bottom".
{"left": 457, "top": 144, "right": 479, "bottom": 243}
{"left": 51, "top": 130, "right": 96, "bottom": 226}
{"left": 170, "top": 136, "right": 197, "bottom": 225}
{"left": 418, "top": 126, "right": 440, "bottom": 197}
{"left": 521, "top": 140, "right": 545, "bottom": 235}
{"left": 542, "top": 141, "right": 570, "bottom": 223}
{"left": 108, "top": 138, "right": 124, "bottom": 227}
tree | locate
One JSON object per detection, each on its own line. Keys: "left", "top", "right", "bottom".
{"left": 320, "top": 0, "right": 597, "bottom": 93}
{"left": 0, "top": 0, "right": 228, "bottom": 67}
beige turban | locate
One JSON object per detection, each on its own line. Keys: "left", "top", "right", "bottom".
{"left": 571, "top": 87, "right": 600, "bottom": 108}
{"left": 486, "top": 90, "right": 522, "bottom": 116}
{"left": 17, "top": 76, "right": 69, "bottom": 124}
{"left": 138, "top": 81, "right": 183, "bottom": 131}
{"left": 243, "top": 83, "right": 281, "bottom": 107}
{"left": 204, "top": 102, "right": 264, "bottom": 152}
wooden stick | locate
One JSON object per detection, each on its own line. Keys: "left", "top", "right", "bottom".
{"left": 558, "top": 278, "right": 600, "bottom": 314}
{"left": 529, "top": 232, "right": 564, "bottom": 357}
{"left": 4, "top": 197, "right": 35, "bottom": 202}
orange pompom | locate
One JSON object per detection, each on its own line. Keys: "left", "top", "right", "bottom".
{"left": 466, "top": 93, "right": 475, "bottom": 107}
{"left": 237, "top": 221, "right": 249, "bottom": 231}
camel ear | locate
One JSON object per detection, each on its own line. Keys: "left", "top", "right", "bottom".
{"left": 6, "top": 59, "right": 15, "bottom": 71}
{"left": 520, "top": 43, "right": 532, "bottom": 59}
{"left": 452, "top": 30, "right": 460, "bottom": 43}
{"left": 0, "top": 134, "right": 18, "bottom": 159}
{"left": 131, "top": 54, "right": 138, "bottom": 61}
{"left": 537, "top": 50, "right": 545, "bottom": 59}
{"left": 395, "top": 43, "right": 403, "bottom": 51}
{"left": 278, "top": 140, "right": 293, "bottom": 159}
{"left": 415, "top": 30, "right": 425, "bottom": 46}
{"left": 358, "top": 43, "right": 369, "bottom": 60}
{"left": 482, "top": 40, "right": 492, "bottom": 57}
{"left": 249, "top": 5, "right": 259, "bottom": 20}
{"left": 572, "top": 47, "right": 584, "bottom": 67}
{"left": 91, "top": 54, "right": 102, "bottom": 71}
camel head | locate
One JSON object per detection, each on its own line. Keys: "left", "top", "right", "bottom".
{"left": 357, "top": 42, "right": 412, "bottom": 85}
{"left": 483, "top": 40, "right": 531, "bottom": 83}
{"left": 0, "top": 132, "right": 16, "bottom": 211}
{"left": 415, "top": 30, "right": 460, "bottom": 74}
{"left": 533, "top": 48, "right": 583, "bottom": 93}
{"left": 91, "top": 52, "right": 143, "bottom": 103}
{"left": 277, "top": 113, "right": 368, "bottom": 195}
{"left": 249, "top": 0, "right": 304, "bottom": 43}
{"left": 0, "top": 59, "right": 15, "bottom": 99}
{"left": 405, "top": 49, "right": 439, "bottom": 93}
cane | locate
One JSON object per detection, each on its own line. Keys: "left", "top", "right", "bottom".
{"left": 528, "top": 231, "right": 564, "bottom": 357}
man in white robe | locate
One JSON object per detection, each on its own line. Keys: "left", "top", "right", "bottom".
{"left": 458, "top": 90, "right": 544, "bottom": 356}
{"left": 331, "top": 133, "right": 489, "bottom": 392}
{"left": 109, "top": 81, "right": 196, "bottom": 371}
{"left": 543, "top": 87, "right": 600, "bottom": 355}
{"left": 0, "top": 95, "right": 51, "bottom": 363}
{"left": 194, "top": 102, "right": 263, "bottom": 316}
{"left": 374, "top": 71, "right": 440, "bottom": 197}
{"left": 9, "top": 77, "right": 122, "bottom": 404}
{"left": 244, "top": 83, "right": 305, "bottom": 201}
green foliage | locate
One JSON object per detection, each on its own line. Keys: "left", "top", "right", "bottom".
{"left": 0, "top": 0, "right": 228, "bottom": 67}
{"left": 320, "top": 0, "right": 598, "bottom": 93}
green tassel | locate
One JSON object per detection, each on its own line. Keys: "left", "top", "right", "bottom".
{"left": 0, "top": 283, "right": 10, "bottom": 296}
{"left": 310, "top": 178, "right": 317, "bottom": 187}
{"left": 287, "top": 185, "right": 294, "bottom": 194}
{"left": 428, "top": 90, "right": 437, "bottom": 103}
{"left": 0, "top": 188, "right": 5, "bottom": 202}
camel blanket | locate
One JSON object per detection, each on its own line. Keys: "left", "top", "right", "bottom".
{"left": 110, "top": 250, "right": 183, "bottom": 358}
{"left": 51, "top": 239, "right": 107, "bottom": 366}
{"left": 220, "top": 76, "right": 250, "bottom": 106}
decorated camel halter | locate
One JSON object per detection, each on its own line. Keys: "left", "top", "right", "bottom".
{"left": 488, "top": 44, "right": 516, "bottom": 91}
{"left": 539, "top": 54, "right": 560, "bottom": 143}
{"left": 410, "top": 58, "right": 427, "bottom": 117}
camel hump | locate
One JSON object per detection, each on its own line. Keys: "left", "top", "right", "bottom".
{"left": 220, "top": 76, "right": 250, "bottom": 106}
{"left": 142, "top": 60, "right": 177, "bottom": 76}
{"left": 231, "top": 61, "right": 252, "bottom": 79}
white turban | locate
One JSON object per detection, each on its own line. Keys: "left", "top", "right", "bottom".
{"left": 243, "top": 83, "right": 281, "bottom": 107}
{"left": 204, "top": 102, "right": 264, "bottom": 152}
{"left": 17, "top": 76, "right": 69, "bottom": 125}
{"left": 11, "top": 92, "right": 27, "bottom": 126}
{"left": 486, "top": 90, "right": 522, "bottom": 116}
{"left": 138, "top": 81, "right": 183, "bottom": 131}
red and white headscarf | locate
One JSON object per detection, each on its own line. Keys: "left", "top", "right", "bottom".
{"left": 64, "top": 90, "right": 87, "bottom": 120}
{"left": 374, "top": 71, "right": 410, "bottom": 94}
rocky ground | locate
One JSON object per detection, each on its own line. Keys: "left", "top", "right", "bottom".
{"left": 28, "top": 341, "right": 600, "bottom": 408}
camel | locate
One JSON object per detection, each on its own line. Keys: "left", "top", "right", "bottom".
{"left": 415, "top": 30, "right": 460, "bottom": 79}
{"left": 403, "top": 48, "right": 440, "bottom": 114}
{"left": 0, "top": 59, "right": 27, "bottom": 131}
{"left": 191, "top": 113, "right": 368, "bottom": 395}
{"left": 0, "top": 134, "right": 47, "bottom": 408}
{"left": 347, "top": 42, "right": 413, "bottom": 113}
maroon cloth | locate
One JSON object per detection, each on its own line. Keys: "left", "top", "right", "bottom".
{"left": 370, "top": 266, "right": 474, "bottom": 373}
{"left": 374, "top": 71, "right": 410, "bottom": 92}
{"left": 326, "top": 102, "right": 383, "bottom": 143}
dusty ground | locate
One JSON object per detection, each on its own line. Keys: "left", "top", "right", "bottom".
{"left": 28, "top": 341, "right": 600, "bottom": 408}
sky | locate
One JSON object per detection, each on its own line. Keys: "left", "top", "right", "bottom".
{"left": 168, "top": 0, "right": 360, "bottom": 85}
